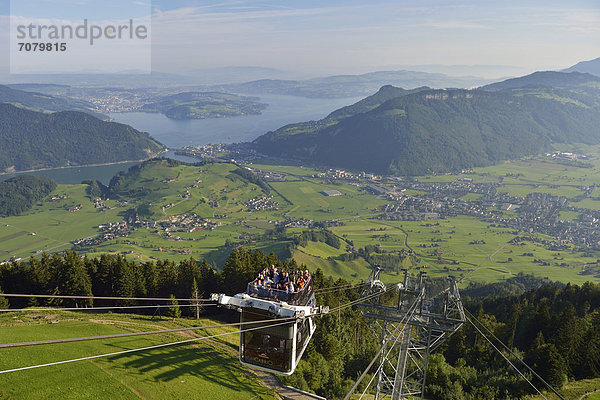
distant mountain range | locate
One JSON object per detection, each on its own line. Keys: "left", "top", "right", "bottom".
{"left": 1, "top": 69, "right": 491, "bottom": 98}
{"left": 563, "top": 57, "right": 600, "bottom": 77}
{"left": 253, "top": 71, "right": 600, "bottom": 175}
{"left": 212, "top": 70, "right": 489, "bottom": 98}
{"left": 0, "top": 67, "right": 301, "bottom": 87}
{"left": 0, "top": 104, "right": 164, "bottom": 172}
{"left": 0, "top": 71, "right": 198, "bottom": 88}
{"left": 0, "top": 85, "right": 99, "bottom": 115}
{"left": 481, "top": 71, "right": 600, "bottom": 91}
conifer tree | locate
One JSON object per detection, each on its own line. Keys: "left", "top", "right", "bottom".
{"left": 166, "top": 294, "right": 181, "bottom": 321}
{"left": 0, "top": 286, "right": 8, "bottom": 309}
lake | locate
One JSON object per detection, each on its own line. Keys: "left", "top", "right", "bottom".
{"left": 2, "top": 95, "right": 359, "bottom": 184}
{"left": 0, "top": 151, "right": 199, "bottom": 185}
{"left": 108, "top": 94, "right": 361, "bottom": 147}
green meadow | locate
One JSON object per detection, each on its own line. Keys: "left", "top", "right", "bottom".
{"left": 0, "top": 311, "right": 275, "bottom": 400}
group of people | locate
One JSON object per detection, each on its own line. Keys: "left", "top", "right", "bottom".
{"left": 252, "top": 266, "right": 311, "bottom": 294}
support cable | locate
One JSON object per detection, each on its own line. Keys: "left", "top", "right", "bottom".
{"left": 0, "top": 316, "right": 295, "bottom": 349}
{"left": 0, "top": 288, "right": 392, "bottom": 374}
{"left": 464, "top": 307, "right": 565, "bottom": 400}
{"left": 327, "top": 286, "right": 393, "bottom": 315}
{"left": 0, "top": 293, "right": 207, "bottom": 302}
{"left": 466, "top": 314, "right": 548, "bottom": 400}
{"left": 358, "top": 367, "right": 379, "bottom": 400}
{"left": 0, "top": 304, "right": 213, "bottom": 313}
{"left": 343, "top": 289, "right": 422, "bottom": 400}
{"left": 0, "top": 319, "right": 295, "bottom": 375}
{"left": 0, "top": 286, "right": 390, "bottom": 351}
{"left": 314, "top": 283, "right": 357, "bottom": 293}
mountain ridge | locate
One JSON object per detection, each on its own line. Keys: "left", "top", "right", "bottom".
{"left": 563, "top": 57, "right": 600, "bottom": 77}
{"left": 0, "top": 84, "right": 99, "bottom": 115}
{"left": 253, "top": 73, "right": 600, "bottom": 175}
{"left": 211, "top": 70, "right": 489, "bottom": 98}
{"left": 481, "top": 71, "right": 600, "bottom": 91}
{"left": 0, "top": 104, "right": 165, "bottom": 171}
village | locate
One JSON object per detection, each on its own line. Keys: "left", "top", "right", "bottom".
{"left": 375, "top": 179, "right": 600, "bottom": 249}
{"left": 72, "top": 212, "right": 221, "bottom": 248}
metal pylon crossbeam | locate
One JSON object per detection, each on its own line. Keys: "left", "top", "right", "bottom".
{"left": 358, "top": 268, "right": 465, "bottom": 400}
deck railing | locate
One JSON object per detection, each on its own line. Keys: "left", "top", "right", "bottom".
{"left": 247, "top": 278, "right": 313, "bottom": 306}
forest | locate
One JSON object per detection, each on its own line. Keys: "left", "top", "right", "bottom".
{"left": 0, "top": 248, "right": 599, "bottom": 399}
{"left": 0, "top": 175, "right": 57, "bottom": 217}
{"left": 0, "top": 103, "right": 164, "bottom": 171}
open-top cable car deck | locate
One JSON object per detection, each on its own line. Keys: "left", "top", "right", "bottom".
{"left": 212, "top": 267, "right": 328, "bottom": 375}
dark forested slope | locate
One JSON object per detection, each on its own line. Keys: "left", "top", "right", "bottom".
{"left": 254, "top": 75, "right": 600, "bottom": 175}
{"left": 0, "top": 104, "right": 164, "bottom": 171}
{"left": 0, "top": 175, "right": 57, "bottom": 216}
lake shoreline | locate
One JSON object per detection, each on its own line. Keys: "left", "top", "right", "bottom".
{"left": 0, "top": 151, "right": 169, "bottom": 176}
{"left": 1, "top": 96, "right": 359, "bottom": 184}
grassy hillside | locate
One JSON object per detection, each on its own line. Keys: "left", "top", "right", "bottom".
{"left": 0, "top": 311, "right": 275, "bottom": 400}
{"left": 0, "top": 104, "right": 164, "bottom": 171}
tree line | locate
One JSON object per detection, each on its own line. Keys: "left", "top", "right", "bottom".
{"left": 0, "top": 247, "right": 297, "bottom": 311}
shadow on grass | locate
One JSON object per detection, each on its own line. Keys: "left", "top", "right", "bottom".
{"left": 106, "top": 345, "right": 266, "bottom": 394}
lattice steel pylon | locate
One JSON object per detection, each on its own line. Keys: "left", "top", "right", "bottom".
{"left": 358, "top": 267, "right": 465, "bottom": 400}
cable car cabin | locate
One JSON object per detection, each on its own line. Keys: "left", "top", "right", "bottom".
{"left": 212, "top": 269, "right": 325, "bottom": 375}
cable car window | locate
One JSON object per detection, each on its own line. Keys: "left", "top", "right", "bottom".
{"left": 242, "top": 331, "right": 293, "bottom": 373}
{"left": 296, "top": 318, "right": 311, "bottom": 359}
{"left": 241, "top": 310, "right": 294, "bottom": 373}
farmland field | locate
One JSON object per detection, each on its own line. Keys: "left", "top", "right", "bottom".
{"left": 3, "top": 148, "right": 600, "bottom": 286}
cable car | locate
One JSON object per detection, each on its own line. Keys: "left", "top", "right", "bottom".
{"left": 212, "top": 268, "right": 327, "bottom": 375}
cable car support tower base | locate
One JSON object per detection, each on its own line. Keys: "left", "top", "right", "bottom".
{"left": 358, "top": 268, "right": 465, "bottom": 400}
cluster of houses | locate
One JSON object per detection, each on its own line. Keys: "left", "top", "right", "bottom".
{"left": 377, "top": 178, "right": 600, "bottom": 249}
{"left": 243, "top": 196, "right": 279, "bottom": 211}
{"left": 93, "top": 198, "right": 114, "bottom": 212}
{"left": 158, "top": 213, "right": 221, "bottom": 232}
{"left": 275, "top": 217, "right": 344, "bottom": 229}
{"left": 316, "top": 169, "right": 381, "bottom": 182}
{"left": 248, "top": 168, "right": 286, "bottom": 182}
{"left": 172, "top": 144, "right": 227, "bottom": 160}
{"left": 0, "top": 257, "right": 22, "bottom": 265}
{"left": 73, "top": 221, "right": 133, "bottom": 247}
{"left": 72, "top": 212, "right": 221, "bottom": 249}
{"left": 67, "top": 204, "right": 82, "bottom": 213}
{"left": 544, "top": 151, "right": 591, "bottom": 161}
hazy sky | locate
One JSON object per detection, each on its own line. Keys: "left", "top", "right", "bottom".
{"left": 1, "top": 0, "right": 599, "bottom": 77}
